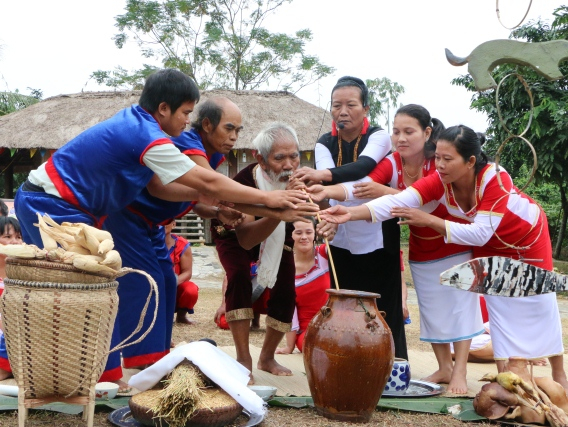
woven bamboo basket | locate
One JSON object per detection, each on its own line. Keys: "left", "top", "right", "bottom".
{"left": 0, "top": 277, "right": 119, "bottom": 399}
{"left": 5, "top": 257, "right": 116, "bottom": 284}
{"left": 129, "top": 388, "right": 243, "bottom": 427}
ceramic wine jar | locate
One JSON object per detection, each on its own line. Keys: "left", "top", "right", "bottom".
{"left": 303, "top": 289, "right": 395, "bottom": 423}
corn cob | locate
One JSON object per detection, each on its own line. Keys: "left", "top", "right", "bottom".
{"left": 73, "top": 255, "right": 118, "bottom": 274}
{"left": 97, "top": 239, "right": 114, "bottom": 255}
{"left": 0, "top": 244, "right": 44, "bottom": 259}
{"left": 101, "top": 250, "right": 122, "bottom": 270}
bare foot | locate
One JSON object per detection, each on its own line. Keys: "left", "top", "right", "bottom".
{"left": 530, "top": 358, "right": 548, "bottom": 366}
{"left": 446, "top": 369, "right": 469, "bottom": 394}
{"left": 248, "top": 373, "right": 255, "bottom": 385}
{"left": 275, "top": 347, "right": 293, "bottom": 355}
{"left": 257, "top": 358, "right": 292, "bottom": 376}
{"left": 113, "top": 379, "right": 132, "bottom": 394}
{"left": 0, "top": 368, "right": 12, "bottom": 381}
{"left": 422, "top": 368, "right": 452, "bottom": 385}
{"left": 176, "top": 314, "right": 196, "bottom": 324}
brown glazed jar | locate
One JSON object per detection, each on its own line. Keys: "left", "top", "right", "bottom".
{"left": 303, "top": 289, "right": 394, "bottom": 423}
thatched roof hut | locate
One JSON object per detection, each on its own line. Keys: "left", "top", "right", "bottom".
{"left": 0, "top": 89, "right": 331, "bottom": 151}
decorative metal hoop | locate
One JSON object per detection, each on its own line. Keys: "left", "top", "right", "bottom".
{"left": 488, "top": 192, "right": 545, "bottom": 251}
{"left": 490, "top": 71, "right": 540, "bottom": 251}
{"left": 494, "top": 134, "right": 537, "bottom": 193}
{"left": 496, "top": 0, "right": 533, "bottom": 30}
{"left": 495, "top": 73, "right": 534, "bottom": 138}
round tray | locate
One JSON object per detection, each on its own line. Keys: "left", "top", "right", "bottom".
{"left": 108, "top": 407, "right": 263, "bottom": 427}
{"left": 129, "top": 388, "right": 243, "bottom": 427}
{"left": 5, "top": 257, "right": 116, "bottom": 284}
{"left": 381, "top": 380, "right": 445, "bottom": 398}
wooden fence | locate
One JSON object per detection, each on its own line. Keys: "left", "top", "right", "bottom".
{"left": 172, "top": 212, "right": 206, "bottom": 243}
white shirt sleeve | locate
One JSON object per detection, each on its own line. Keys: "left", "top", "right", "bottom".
{"left": 315, "top": 143, "right": 335, "bottom": 170}
{"left": 341, "top": 176, "right": 373, "bottom": 200}
{"left": 143, "top": 144, "right": 196, "bottom": 185}
{"left": 359, "top": 129, "right": 392, "bottom": 162}
{"left": 364, "top": 189, "right": 422, "bottom": 223}
{"left": 445, "top": 213, "right": 503, "bottom": 246}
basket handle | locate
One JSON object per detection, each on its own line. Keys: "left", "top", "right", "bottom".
{"left": 65, "top": 267, "right": 158, "bottom": 398}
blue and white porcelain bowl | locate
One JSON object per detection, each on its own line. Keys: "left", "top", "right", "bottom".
{"left": 383, "top": 358, "right": 411, "bottom": 394}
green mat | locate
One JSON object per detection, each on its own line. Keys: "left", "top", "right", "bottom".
{"left": 268, "top": 396, "right": 485, "bottom": 422}
{"left": 0, "top": 394, "right": 485, "bottom": 422}
{"left": 0, "top": 395, "right": 131, "bottom": 415}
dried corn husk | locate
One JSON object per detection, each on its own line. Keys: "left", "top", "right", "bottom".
{"left": 2, "top": 213, "right": 124, "bottom": 274}
{"left": 62, "top": 222, "right": 112, "bottom": 242}
{"left": 101, "top": 250, "right": 122, "bottom": 270}
{"left": 76, "top": 227, "right": 100, "bottom": 255}
{"left": 0, "top": 244, "right": 45, "bottom": 259}
{"left": 73, "top": 256, "right": 118, "bottom": 274}
{"left": 97, "top": 239, "right": 114, "bottom": 255}
{"left": 36, "top": 214, "right": 59, "bottom": 251}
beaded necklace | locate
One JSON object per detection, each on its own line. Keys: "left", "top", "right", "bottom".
{"left": 336, "top": 132, "right": 363, "bottom": 167}
{"left": 401, "top": 157, "right": 423, "bottom": 179}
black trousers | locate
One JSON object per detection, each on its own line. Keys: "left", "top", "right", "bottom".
{"left": 329, "top": 244, "right": 408, "bottom": 360}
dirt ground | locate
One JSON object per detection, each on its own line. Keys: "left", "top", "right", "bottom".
{"left": 0, "top": 286, "right": 495, "bottom": 427}
{"left": 1, "top": 248, "right": 566, "bottom": 426}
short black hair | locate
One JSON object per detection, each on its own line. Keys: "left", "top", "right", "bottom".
{"left": 139, "top": 69, "right": 200, "bottom": 115}
{"left": 331, "top": 76, "right": 369, "bottom": 107}
{"left": 439, "top": 125, "right": 489, "bottom": 174}
{"left": 0, "top": 216, "right": 20, "bottom": 236}
{"left": 191, "top": 99, "right": 224, "bottom": 132}
{"left": 0, "top": 200, "right": 8, "bottom": 217}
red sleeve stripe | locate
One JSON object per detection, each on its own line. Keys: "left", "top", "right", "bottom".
{"left": 45, "top": 157, "right": 81, "bottom": 207}
{"left": 140, "top": 138, "right": 174, "bottom": 165}
{"left": 156, "top": 204, "right": 196, "bottom": 227}
{"left": 183, "top": 149, "right": 207, "bottom": 158}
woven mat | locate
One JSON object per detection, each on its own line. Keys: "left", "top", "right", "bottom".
{"left": 219, "top": 346, "right": 563, "bottom": 399}
{"left": 0, "top": 347, "right": 562, "bottom": 400}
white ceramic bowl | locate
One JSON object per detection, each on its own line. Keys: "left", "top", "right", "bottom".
{"left": 248, "top": 385, "right": 277, "bottom": 401}
{"left": 383, "top": 358, "right": 411, "bottom": 394}
{"left": 95, "top": 382, "right": 119, "bottom": 399}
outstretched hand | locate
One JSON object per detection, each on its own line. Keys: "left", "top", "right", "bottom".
{"left": 306, "top": 184, "right": 327, "bottom": 203}
{"left": 318, "top": 205, "right": 352, "bottom": 224}
{"left": 217, "top": 206, "right": 245, "bottom": 227}
{"left": 286, "top": 177, "right": 307, "bottom": 191}
{"left": 316, "top": 219, "right": 337, "bottom": 241}
{"left": 267, "top": 190, "right": 309, "bottom": 209}
{"left": 390, "top": 207, "right": 431, "bottom": 227}
{"left": 279, "top": 202, "right": 320, "bottom": 222}
{"left": 353, "top": 181, "right": 390, "bottom": 199}
{"left": 292, "top": 167, "right": 330, "bottom": 186}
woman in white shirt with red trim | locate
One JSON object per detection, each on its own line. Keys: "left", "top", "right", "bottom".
{"left": 319, "top": 125, "right": 568, "bottom": 392}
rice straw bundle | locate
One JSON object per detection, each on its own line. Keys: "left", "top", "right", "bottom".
{"left": 151, "top": 361, "right": 207, "bottom": 427}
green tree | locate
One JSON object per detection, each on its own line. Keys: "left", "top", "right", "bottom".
{"left": 365, "top": 77, "right": 405, "bottom": 131}
{"left": 0, "top": 89, "right": 41, "bottom": 116}
{"left": 91, "top": 0, "right": 334, "bottom": 91}
{"left": 452, "top": 8, "right": 568, "bottom": 258}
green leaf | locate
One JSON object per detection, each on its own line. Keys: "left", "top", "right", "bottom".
{"left": 97, "top": 0, "right": 333, "bottom": 92}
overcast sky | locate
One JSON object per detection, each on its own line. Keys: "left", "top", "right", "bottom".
{"left": 0, "top": 0, "right": 564, "bottom": 134}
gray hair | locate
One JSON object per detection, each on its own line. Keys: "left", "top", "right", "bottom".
{"left": 252, "top": 122, "right": 299, "bottom": 160}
